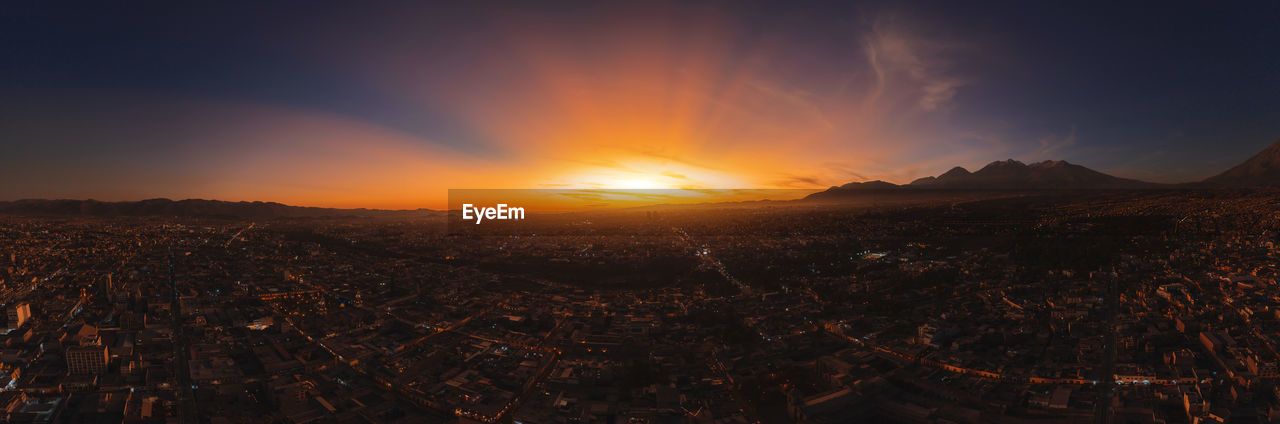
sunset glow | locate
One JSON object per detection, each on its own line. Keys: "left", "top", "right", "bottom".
{"left": 4, "top": 2, "right": 1278, "bottom": 209}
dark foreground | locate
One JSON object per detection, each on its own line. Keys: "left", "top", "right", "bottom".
{"left": 0, "top": 190, "right": 1278, "bottom": 423}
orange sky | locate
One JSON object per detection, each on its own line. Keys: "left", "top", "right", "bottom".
{"left": 5, "top": 11, "right": 984, "bottom": 210}
{"left": 136, "top": 9, "right": 989, "bottom": 209}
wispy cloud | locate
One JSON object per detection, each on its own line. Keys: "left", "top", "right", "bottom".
{"left": 861, "top": 16, "right": 969, "bottom": 113}
{"left": 1035, "top": 126, "right": 1078, "bottom": 158}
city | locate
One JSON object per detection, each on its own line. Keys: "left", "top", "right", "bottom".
{"left": 1, "top": 189, "right": 1278, "bottom": 423}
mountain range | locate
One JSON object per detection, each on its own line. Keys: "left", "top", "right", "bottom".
{"left": 809, "top": 139, "right": 1280, "bottom": 199}
{"left": 2, "top": 140, "right": 1279, "bottom": 217}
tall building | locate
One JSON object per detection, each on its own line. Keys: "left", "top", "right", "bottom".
{"left": 7, "top": 303, "right": 30, "bottom": 329}
{"left": 66, "top": 345, "right": 108, "bottom": 375}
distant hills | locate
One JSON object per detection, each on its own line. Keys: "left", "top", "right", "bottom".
{"left": 0, "top": 198, "right": 435, "bottom": 218}
{"left": 809, "top": 139, "right": 1280, "bottom": 200}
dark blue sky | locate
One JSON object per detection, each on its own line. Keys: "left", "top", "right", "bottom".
{"left": 2, "top": 1, "right": 1279, "bottom": 205}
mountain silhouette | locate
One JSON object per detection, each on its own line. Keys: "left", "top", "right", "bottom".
{"left": 1202, "top": 140, "right": 1280, "bottom": 187}
{"left": 810, "top": 159, "right": 1159, "bottom": 200}
{"left": 909, "top": 159, "right": 1157, "bottom": 189}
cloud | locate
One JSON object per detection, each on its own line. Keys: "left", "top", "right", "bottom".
{"left": 862, "top": 16, "right": 969, "bottom": 112}
{"left": 773, "top": 175, "right": 825, "bottom": 188}
{"left": 1035, "top": 126, "right": 1078, "bottom": 157}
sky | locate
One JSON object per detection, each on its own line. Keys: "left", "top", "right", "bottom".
{"left": 2, "top": 1, "right": 1279, "bottom": 209}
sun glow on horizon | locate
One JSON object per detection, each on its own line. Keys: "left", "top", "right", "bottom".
{"left": 541, "top": 158, "right": 753, "bottom": 191}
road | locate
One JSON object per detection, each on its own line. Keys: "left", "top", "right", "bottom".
{"left": 1093, "top": 275, "right": 1118, "bottom": 424}
{"left": 169, "top": 246, "right": 198, "bottom": 424}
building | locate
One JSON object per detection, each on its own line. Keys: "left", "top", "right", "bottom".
{"left": 6, "top": 303, "right": 29, "bottom": 329}
{"left": 67, "top": 345, "right": 108, "bottom": 375}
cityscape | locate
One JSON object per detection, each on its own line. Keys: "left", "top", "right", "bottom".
{"left": 5, "top": 1, "right": 1280, "bottom": 423}
{"left": 3, "top": 184, "right": 1280, "bottom": 423}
